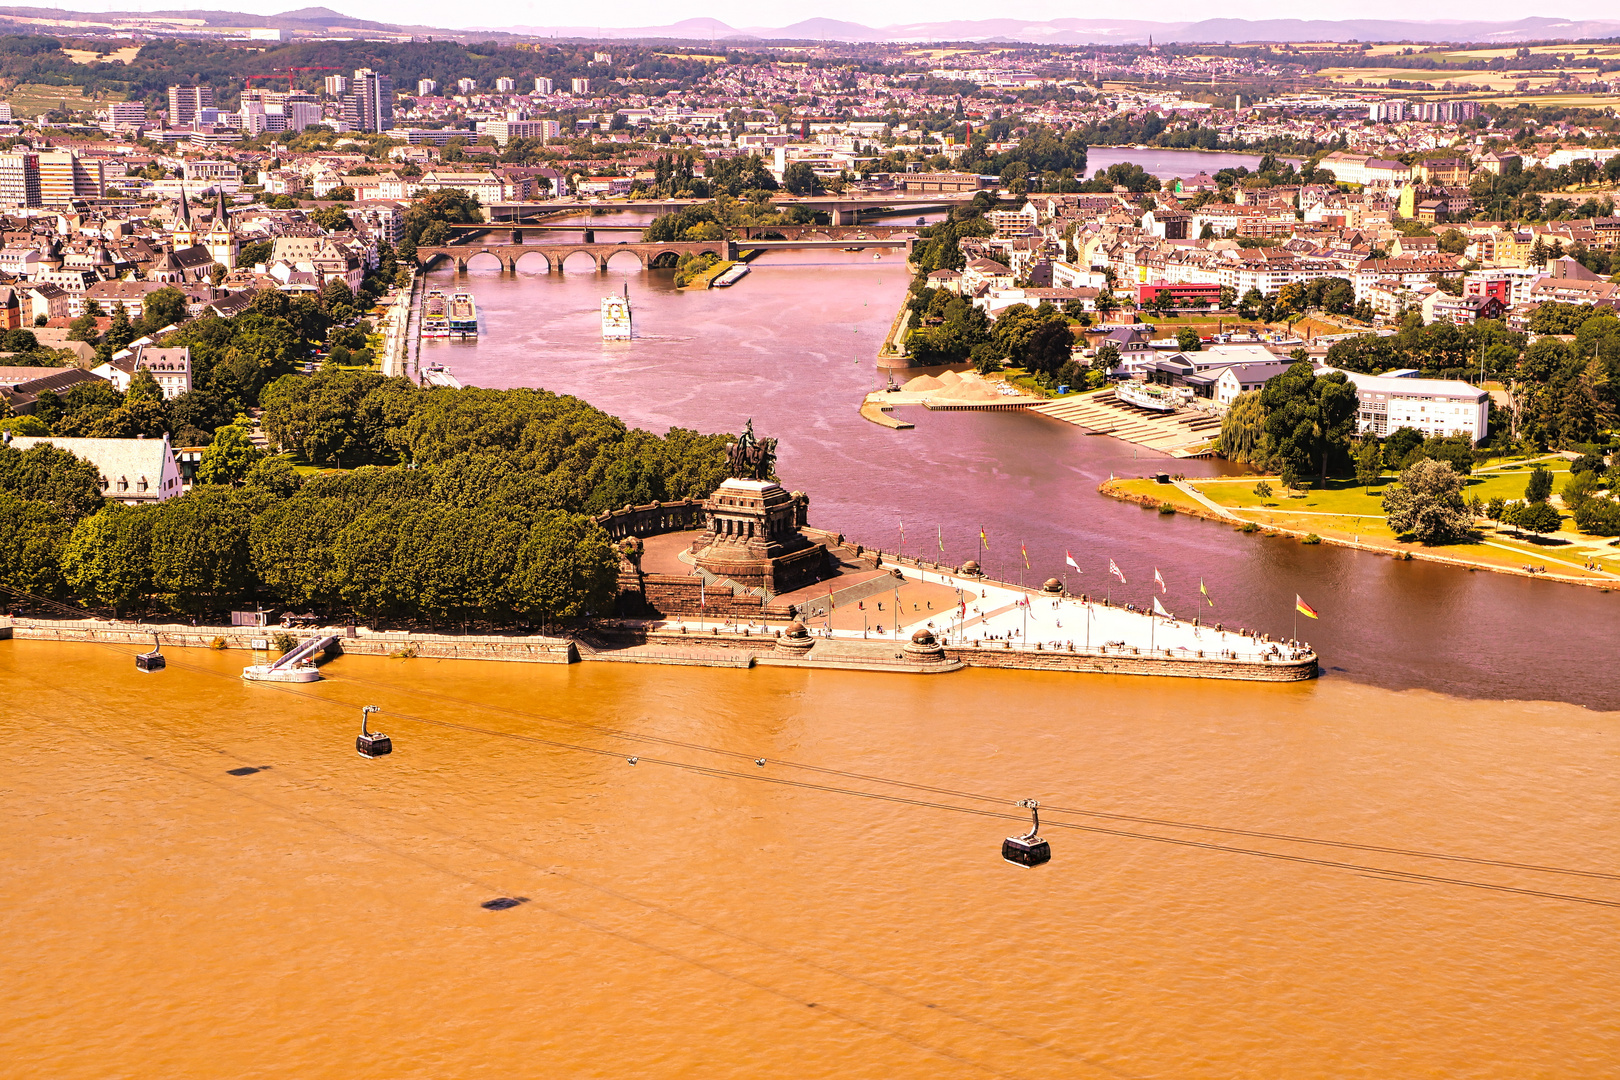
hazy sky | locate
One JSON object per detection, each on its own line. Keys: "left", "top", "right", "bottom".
{"left": 63, "top": 1, "right": 1620, "bottom": 29}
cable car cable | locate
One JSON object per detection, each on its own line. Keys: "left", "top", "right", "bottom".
{"left": 15, "top": 630, "right": 1620, "bottom": 909}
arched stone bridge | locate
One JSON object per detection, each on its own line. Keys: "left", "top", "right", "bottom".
{"left": 416, "top": 240, "right": 734, "bottom": 273}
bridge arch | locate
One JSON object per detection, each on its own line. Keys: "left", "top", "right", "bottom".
{"left": 556, "top": 248, "right": 603, "bottom": 273}
{"left": 603, "top": 248, "right": 646, "bottom": 272}
{"left": 463, "top": 250, "right": 506, "bottom": 272}
{"left": 514, "top": 250, "right": 553, "bottom": 273}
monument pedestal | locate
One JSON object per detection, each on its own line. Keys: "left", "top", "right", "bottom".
{"left": 690, "top": 478, "right": 830, "bottom": 595}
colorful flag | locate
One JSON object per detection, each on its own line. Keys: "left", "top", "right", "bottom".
{"left": 980, "top": 527, "right": 989, "bottom": 551}
{"left": 898, "top": 519, "right": 905, "bottom": 543}
{"left": 700, "top": 578, "right": 706, "bottom": 609}
{"left": 1154, "top": 568, "right": 1166, "bottom": 594}
{"left": 1021, "top": 542, "right": 1029, "bottom": 569}
{"left": 1296, "top": 594, "right": 1319, "bottom": 620}
{"left": 1109, "top": 559, "right": 1126, "bottom": 584}
{"left": 1153, "top": 597, "right": 1171, "bottom": 618}
{"left": 1065, "top": 550, "right": 1080, "bottom": 571}
{"left": 827, "top": 582, "right": 835, "bottom": 611}
{"left": 1200, "top": 578, "right": 1213, "bottom": 606}
{"left": 937, "top": 525, "right": 944, "bottom": 553}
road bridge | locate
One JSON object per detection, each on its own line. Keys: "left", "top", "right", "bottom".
{"left": 416, "top": 239, "right": 733, "bottom": 273}
{"left": 490, "top": 193, "right": 973, "bottom": 224}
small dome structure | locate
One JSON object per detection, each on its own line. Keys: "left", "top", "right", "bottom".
{"left": 962, "top": 559, "right": 981, "bottom": 575}
{"left": 1041, "top": 577, "right": 1063, "bottom": 594}
{"left": 910, "top": 627, "right": 936, "bottom": 646}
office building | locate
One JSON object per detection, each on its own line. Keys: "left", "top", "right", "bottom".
{"left": 571, "top": 78, "right": 591, "bottom": 95}
{"left": 0, "top": 152, "right": 42, "bottom": 208}
{"left": 108, "top": 100, "right": 147, "bottom": 129}
{"left": 495, "top": 77, "right": 515, "bottom": 92}
{"left": 166, "top": 84, "right": 214, "bottom": 125}
{"left": 37, "top": 150, "right": 104, "bottom": 205}
{"left": 484, "top": 119, "right": 561, "bottom": 146}
{"left": 533, "top": 77, "right": 553, "bottom": 95}
{"left": 344, "top": 68, "right": 393, "bottom": 133}
{"left": 324, "top": 74, "right": 348, "bottom": 96}
{"left": 1339, "top": 370, "right": 1489, "bottom": 442}
{"left": 417, "top": 79, "right": 437, "bottom": 96}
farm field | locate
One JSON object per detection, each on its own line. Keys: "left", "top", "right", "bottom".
{"left": 3, "top": 82, "right": 124, "bottom": 115}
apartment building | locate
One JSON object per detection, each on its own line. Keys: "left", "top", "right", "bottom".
{"left": 1337, "top": 370, "right": 1489, "bottom": 442}
{"left": 166, "top": 84, "right": 215, "bottom": 125}
{"left": 0, "top": 151, "right": 41, "bottom": 208}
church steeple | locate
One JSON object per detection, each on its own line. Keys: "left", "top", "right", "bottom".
{"left": 172, "top": 182, "right": 196, "bottom": 249}
{"left": 174, "top": 183, "right": 190, "bottom": 227}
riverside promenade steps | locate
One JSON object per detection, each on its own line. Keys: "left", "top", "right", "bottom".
{"left": 1028, "top": 386, "right": 1222, "bottom": 455}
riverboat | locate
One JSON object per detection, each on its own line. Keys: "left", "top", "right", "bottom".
{"left": 422, "top": 289, "right": 449, "bottom": 338}
{"left": 421, "top": 364, "right": 463, "bottom": 389}
{"left": 448, "top": 292, "right": 479, "bottom": 338}
{"left": 1114, "top": 379, "right": 1180, "bottom": 412}
{"left": 242, "top": 660, "right": 322, "bottom": 683}
{"left": 602, "top": 286, "right": 632, "bottom": 339}
{"left": 712, "top": 264, "right": 750, "bottom": 288}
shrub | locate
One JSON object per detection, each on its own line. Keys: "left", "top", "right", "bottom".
{"left": 1158, "top": 502, "right": 1176, "bottom": 515}
{"left": 210, "top": 636, "right": 227, "bottom": 650}
{"left": 1302, "top": 533, "right": 1321, "bottom": 544}
{"left": 1240, "top": 521, "right": 1259, "bottom": 533}
{"left": 273, "top": 631, "right": 299, "bottom": 654}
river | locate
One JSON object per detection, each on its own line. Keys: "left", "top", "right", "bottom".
{"left": 3, "top": 210, "right": 1617, "bottom": 1079}
{"left": 422, "top": 248, "right": 1620, "bottom": 712}
{"left": 2, "top": 643, "right": 1616, "bottom": 1079}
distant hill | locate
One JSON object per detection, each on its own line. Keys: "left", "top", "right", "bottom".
{"left": 1, "top": 6, "right": 1618, "bottom": 45}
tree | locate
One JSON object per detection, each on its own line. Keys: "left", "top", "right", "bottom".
{"left": 140, "top": 287, "right": 189, "bottom": 333}
{"left": 0, "top": 492, "right": 70, "bottom": 598}
{"left": 1382, "top": 427, "right": 1424, "bottom": 469}
{"left": 1216, "top": 392, "right": 1267, "bottom": 465}
{"left": 510, "top": 510, "right": 619, "bottom": 624}
{"left": 147, "top": 492, "right": 253, "bottom": 615}
{"left": 1176, "top": 326, "right": 1202, "bottom": 352}
{"left": 311, "top": 205, "right": 354, "bottom": 231}
{"left": 2, "top": 328, "right": 38, "bottom": 352}
{"left": 1511, "top": 500, "right": 1562, "bottom": 535}
{"left": 67, "top": 312, "right": 100, "bottom": 343}
{"left": 780, "top": 161, "right": 823, "bottom": 196}
{"left": 1023, "top": 319, "right": 1074, "bottom": 375}
{"left": 1383, "top": 458, "right": 1472, "bottom": 544}
{"left": 1354, "top": 439, "right": 1383, "bottom": 491}
{"left": 0, "top": 441, "right": 104, "bottom": 521}
{"left": 195, "top": 421, "right": 264, "bottom": 486}
{"left": 103, "top": 304, "right": 135, "bottom": 358}
{"left": 62, "top": 504, "right": 155, "bottom": 615}
{"left": 1525, "top": 466, "right": 1554, "bottom": 503}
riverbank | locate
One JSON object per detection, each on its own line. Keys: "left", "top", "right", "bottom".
{"left": 1101, "top": 466, "right": 1620, "bottom": 590}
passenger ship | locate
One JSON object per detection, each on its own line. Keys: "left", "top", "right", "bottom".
{"left": 422, "top": 289, "right": 449, "bottom": 338}
{"left": 448, "top": 291, "right": 479, "bottom": 338}
{"left": 602, "top": 286, "right": 632, "bottom": 339}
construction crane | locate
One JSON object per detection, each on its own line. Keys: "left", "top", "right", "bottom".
{"left": 244, "top": 66, "right": 340, "bottom": 92}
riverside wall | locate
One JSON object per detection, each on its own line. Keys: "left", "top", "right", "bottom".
{"left": 5, "top": 619, "right": 578, "bottom": 663}
{"left": 943, "top": 641, "right": 1317, "bottom": 681}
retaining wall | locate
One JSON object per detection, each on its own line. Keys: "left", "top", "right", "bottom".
{"left": 944, "top": 642, "right": 1317, "bottom": 681}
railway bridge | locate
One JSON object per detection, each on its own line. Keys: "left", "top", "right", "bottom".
{"left": 416, "top": 239, "right": 733, "bottom": 273}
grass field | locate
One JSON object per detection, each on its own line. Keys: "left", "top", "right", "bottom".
{"left": 3, "top": 82, "right": 124, "bottom": 116}
{"left": 1315, "top": 67, "right": 1562, "bottom": 91}
{"left": 1113, "top": 472, "right": 1620, "bottom": 581}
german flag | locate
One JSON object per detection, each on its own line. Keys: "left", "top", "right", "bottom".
{"left": 1295, "top": 594, "right": 1319, "bottom": 620}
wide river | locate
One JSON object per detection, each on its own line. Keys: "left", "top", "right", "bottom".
{"left": 3, "top": 231, "right": 1617, "bottom": 1078}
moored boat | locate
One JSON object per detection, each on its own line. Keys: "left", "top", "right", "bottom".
{"left": 602, "top": 285, "right": 632, "bottom": 339}
{"left": 422, "top": 289, "right": 449, "bottom": 338}
{"left": 1114, "top": 380, "right": 1180, "bottom": 412}
{"left": 448, "top": 291, "right": 478, "bottom": 338}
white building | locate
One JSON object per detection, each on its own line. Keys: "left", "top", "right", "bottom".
{"left": 92, "top": 345, "right": 192, "bottom": 400}
{"left": 417, "top": 79, "right": 438, "bottom": 96}
{"left": 495, "top": 77, "right": 515, "bottom": 93}
{"left": 1330, "top": 369, "right": 1490, "bottom": 443}
{"left": 534, "top": 77, "right": 554, "bottom": 95}
{"left": 5, "top": 433, "right": 183, "bottom": 504}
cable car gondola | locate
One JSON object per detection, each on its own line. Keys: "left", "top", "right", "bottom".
{"left": 135, "top": 634, "right": 165, "bottom": 673}
{"left": 1002, "top": 799, "right": 1050, "bottom": 867}
{"left": 356, "top": 705, "right": 391, "bottom": 758}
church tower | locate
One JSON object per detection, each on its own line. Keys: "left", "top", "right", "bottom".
{"left": 171, "top": 184, "right": 197, "bottom": 249}
{"left": 202, "top": 187, "right": 238, "bottom": 269}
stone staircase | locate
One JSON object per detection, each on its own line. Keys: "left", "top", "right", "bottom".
{"left": 1027, "top": 388, "right": 1221, "bottom": 454}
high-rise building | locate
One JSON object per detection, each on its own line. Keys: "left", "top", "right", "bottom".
{"left": 324, "top": 74, "right": 349, "bottom": 96}
{"left": 456, "top": 77, "right": 477, "bottom": 95}
{"left": 109, "top": 100, "right": 147, "bottom": 129}
{"left": 417, "top": 79, "right": 437, "bottom": 96}
{"left": 0, "top": 152, "right": 42, "bottom": 208}
{"left": 533, "top": 77, "right": 553, "bottom": 95}
{"left": 345, "top": 68, "right": 393, "bottom": 133}
{"left": 166, "top": 85, "right": 214, "bottom": 125}
{"left": 495, "top": 77, "right": 515, "bottom": 93}
{"left": 0, "top": 102, "right": 13, "bottom": 122}
{"left": 593, "top": 52, "right": 612, "bottom": 64}
{"left": 571, "top": 78, "right": 591, "bottom": 95}
{"left": 36, "top": 150, "right": 104, "bottom": 205}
